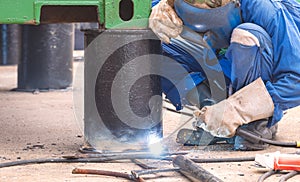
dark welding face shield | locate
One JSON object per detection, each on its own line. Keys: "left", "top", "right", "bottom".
{"left": 174, "top": 0, "right": 242, "bottom": 49}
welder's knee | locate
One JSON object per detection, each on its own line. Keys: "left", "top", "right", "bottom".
{"left": 231, "top": 23, "right": 272, "bottom": 48}
{"left": 231, "top": 25, "right": 260, "bottom": 47}
{"left": 227, "top": 23, "right": 274, "bottom": 91}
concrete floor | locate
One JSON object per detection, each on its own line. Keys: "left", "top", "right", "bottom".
{"left": 0, "top": 63, "right": 300, "bottom": 182}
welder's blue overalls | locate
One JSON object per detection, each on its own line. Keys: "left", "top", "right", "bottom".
{"left": 152, "top": 0, "right": 300, "bottom": 129}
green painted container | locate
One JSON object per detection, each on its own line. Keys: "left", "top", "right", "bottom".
{"left": 0, "top": 0, "right": 151, "bottom": 29}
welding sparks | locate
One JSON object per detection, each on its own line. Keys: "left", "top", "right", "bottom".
{"left": 147, "top": 134, "right": 164, "bottom": 155}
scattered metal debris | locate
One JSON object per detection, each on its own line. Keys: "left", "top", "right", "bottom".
{"left": 72, "top": 168, "right": 145, "bottom": 182}
{"left": 131, "top": 167, "right": 180, "bottom": 178}
{"left": 131, "top": 159, "right": 156, "bottom": 170}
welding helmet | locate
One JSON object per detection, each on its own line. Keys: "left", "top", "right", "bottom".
{"left": 174, "top": 0, "right": 242, "bottom": 49}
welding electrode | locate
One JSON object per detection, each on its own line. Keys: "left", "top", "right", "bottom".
{"left": 168, "top": 98, "right": 300, "bottom": 149}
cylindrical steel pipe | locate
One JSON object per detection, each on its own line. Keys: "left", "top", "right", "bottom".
{"left": 84, "top": 29, "right": 163, "bottom": 151}
{"left": 18, "top": 23, "right": 74, "bottom": 90}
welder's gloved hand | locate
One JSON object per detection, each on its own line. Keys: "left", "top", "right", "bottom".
{"left": 194, "top": 78, "right": 274, "bottom": 138}
{"left": 149, "top": 0, "right": 183, "bottom": 44}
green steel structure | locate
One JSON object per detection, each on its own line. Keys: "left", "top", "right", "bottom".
{"left": 0, "top": 0, "right": 151, "bottom": 28}
{"left": 1, "top": 0, "right": 300, "bottom": 28}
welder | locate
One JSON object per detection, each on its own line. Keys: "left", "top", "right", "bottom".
{"left": 149, "top": 0, "right": 300, "bottom": 150}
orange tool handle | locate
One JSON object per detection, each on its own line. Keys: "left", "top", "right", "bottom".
{"left": 274, "top": 154, "right": 300, "bottom": 171}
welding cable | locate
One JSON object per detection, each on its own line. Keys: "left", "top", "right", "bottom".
{"left": 236, "top": 128, "right": 299, "bottom": 148}
{"left": 257, "top": 170, "right": 278, "bottom": 182}
{"left": 279, "top": 171, "right": 299, "bottom": 182}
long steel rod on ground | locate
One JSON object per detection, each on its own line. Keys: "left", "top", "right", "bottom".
{"left": 64, "top": 151, "right": 188, "bottom": 159}
{"left": 0, "top": 156, "right": 257, "bottom": 169}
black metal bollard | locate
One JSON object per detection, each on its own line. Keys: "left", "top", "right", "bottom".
{"left": 0, "top": 24, "right": 21, "bottom": 65}
{"left": 18, "top": 23, "right": 74, "bottom": 90}
{"left": 74, "top": 23, "right": 98, "bottom": 50}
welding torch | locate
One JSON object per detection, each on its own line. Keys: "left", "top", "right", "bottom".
{"left": 164, "top": 100, "right": 300, "bottom": 148}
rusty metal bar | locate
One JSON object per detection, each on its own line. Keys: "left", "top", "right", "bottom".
{"left": 173, "top": 155, "right": 223, "bottom": 182}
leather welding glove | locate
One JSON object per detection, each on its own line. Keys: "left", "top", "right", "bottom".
{"left": 194, "top": 78, "right": 274, "bottom": 138}
{"left": 149, "top": 0, "right": 183, "bottom": 44}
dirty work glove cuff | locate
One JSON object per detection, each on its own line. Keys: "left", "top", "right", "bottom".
{"left": 194, "top": 78, "right": 274, "bottom": 138}
{"left": 166, "top": 0, "right": 175, "bottom": 7}
{"left": 185, "top": 0, "right": 232, "bottom": 9}
{"left": 149, "top": 0, "right": 183, "bottom": 44}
